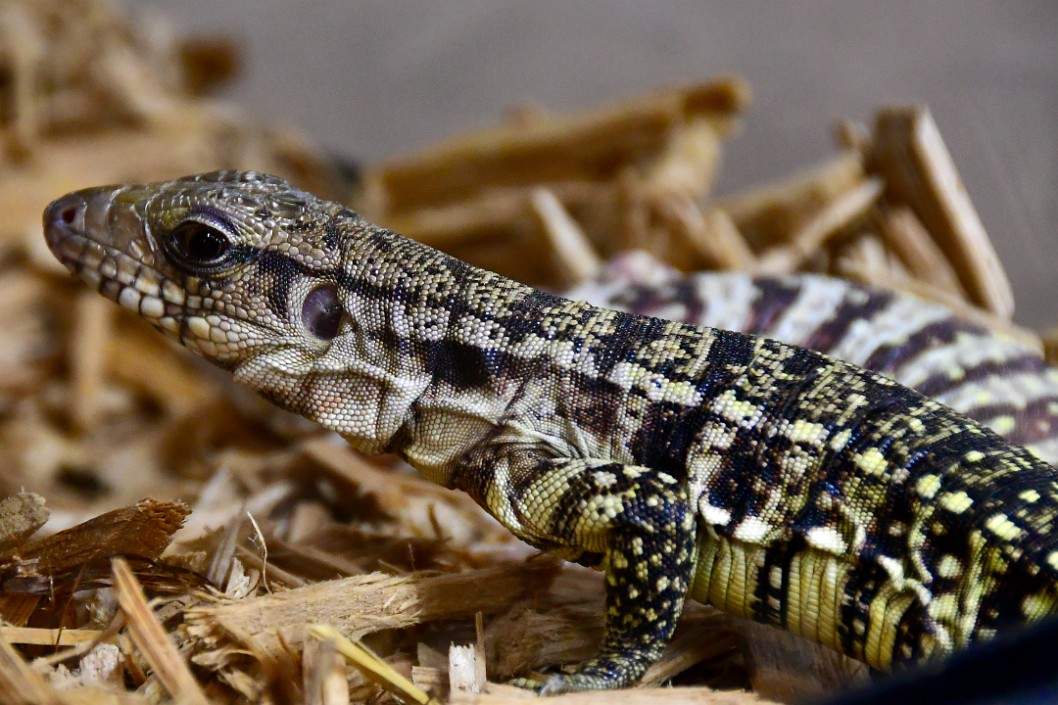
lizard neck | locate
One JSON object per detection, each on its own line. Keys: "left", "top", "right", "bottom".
{"left": 324, "top": 225, "right": 599, "bottom": 486}
{"left": 329, "top": 226, "right": 549, "bottom": 468}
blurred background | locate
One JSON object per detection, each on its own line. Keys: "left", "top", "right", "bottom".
{"left": 132, "top": 1, "right": 1057, "bottom": 325}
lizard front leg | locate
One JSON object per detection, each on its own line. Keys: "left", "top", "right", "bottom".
{"left": 478, "top": 454, "right": 699, "bottom": 693}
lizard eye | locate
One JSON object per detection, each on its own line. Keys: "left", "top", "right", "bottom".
{"left": 302, "top": 285, "right": 344, "bottom": 340}
{"left": 172, "top": 222, "right": 229, "bottom": 263}
{"left": 167, "top": 218, "right": 232, "bottom": 270}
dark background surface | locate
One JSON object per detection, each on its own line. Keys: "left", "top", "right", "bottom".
{"left": 132, "top": 1, "right": 1057, "bottom": 327}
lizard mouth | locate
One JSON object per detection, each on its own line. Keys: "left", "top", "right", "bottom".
{"left": 43, "top": 190, "right": 188, "bottom": 331}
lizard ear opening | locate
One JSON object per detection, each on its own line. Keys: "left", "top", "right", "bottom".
{"left": 302, "top": 285, "right": 344, "bottom": 340}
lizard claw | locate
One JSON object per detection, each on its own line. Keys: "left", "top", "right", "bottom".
{"left": 507, "top": 675, "right": 546, "bottom": 694}
{"left": 509, "top": 672, "right": 610, "bottom": 696}
{"left": 537, "top": 674, "right": 586, "bottom": 696}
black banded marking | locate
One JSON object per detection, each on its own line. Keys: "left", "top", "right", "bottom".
{"left": 257, "top": 249, "right": 301, "bottom": 319}
{"left": 801, "top": 288, "right": 892, "bottom": 351}
{"left": 745, "top": 276, "right": 805, "bottom": 333}
{"left": 429, "top": 338, "right": 500, "bottom": 389}
{"left": 916, "top": 354, "right": 1050, "bottom": 399}
{"left": 969, "top": 395, "right": 1058, "bottom": 446}
{"left": 863, "top": 318, "right": 988, "bottom": 373}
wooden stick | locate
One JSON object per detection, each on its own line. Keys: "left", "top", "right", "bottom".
{"left": 370, "top": 78, "right": 749, "bottom": 215}
{"left": 714, "top": 152, "right": 866, "bottom": 250}
{"left": 754, "top": 179, "right": 883, "bottom": 275}
{"left": 871, "top": 107, "right": 1014, "bottom": 317}
{"left": 877, "top": 205, "right": 965, "bottom": 297}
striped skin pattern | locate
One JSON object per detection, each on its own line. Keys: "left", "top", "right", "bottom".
{"left": 567, "top": 252, "right": 1058, "bottom": 464}
{"left": 43, "top": 172, "right": 1058, "bottom": 693}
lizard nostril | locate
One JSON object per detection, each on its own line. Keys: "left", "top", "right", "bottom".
{"left": 44, "top": 195, "right": 86, "bottom": 239}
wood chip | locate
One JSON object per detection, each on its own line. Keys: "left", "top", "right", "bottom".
{"left": 877, "top": 205, "right": 965, "bottom": 297}
{"left": 1043, "top": 330, "right": 1058, "bottom": 366}
{"left": 299, "top": 436, "right": 464, "bottom": 508}
{"left": 0, "top": 493, "right": 48, "bottom": 556}
{"left": 833, "top": 119, "right": 870, "bottom": 153}
{"left": 186, "top": 561, "right": 558, "bottom": 661}
{"left": 0, "top": 626, "right": 104, "bottom": 648}
{"left": 304, "top": 633, "right": 351, "bottom": 705}
{"left": 0, "top": 4, "right": 1045, "bottom": 701}
{"left": 67, "top": 292, "right": 113, "bottom": 432}
{"left": 642, "top": 118, "right": 722, "bottom": 199}
{"left": 845, "top": 266, "right": 1041, "bottom": 351}
{"left": 9, "top": 499, "right": 189, "bottom": 582}
{"left": 449, "top": 642, "right": 486, "bottom": 695}
{"left": 832, "top": 233, "right": 893, "bottom": 282}
{"left": 111, "top": 557, "right": 209, "bottom": 705}
{"left": 661, "top": 199, "right": 755, "bottom": 271}
{"left": 754, "top": 179, "right": 883, "bottom": 275}
{"left": 532, "top": 188, "right": 602, "bottom": 286}
{"left": 871, "top": 107, "right": 1014, "bottom": 317}
{"left": 412, "top": 665, "right": 446, "bottom": 701}
{"left": 0, "top": 3, "right": 46, "bottom": 156}
{"left": 740, "top": 623, "right": 867, "bottom": 703}
{"left": 0, "top": 632, "right": 64, "bottom": 705}
{"left": 715, "top": 152, "right": 866, "bottom": 250}
{"left": 309, "top": 624, "right": 437, "bottom": 705}
{"left": 639, "top": 621, "right": 741, "bottom": 688}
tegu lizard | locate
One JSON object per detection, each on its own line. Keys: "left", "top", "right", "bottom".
{"left": 43, "top": 172, "right": 1058, "bottom": 693}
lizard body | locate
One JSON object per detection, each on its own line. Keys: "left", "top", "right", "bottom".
{"left": 567, "top": 251, "right": 1058, "bottom": 463}
{"left": 43, "top": 172, "right": 1058, "bottom": 693}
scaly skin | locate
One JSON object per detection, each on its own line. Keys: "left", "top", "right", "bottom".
{"left": 567, "top": 251, "right": 1058, "bottom": 694}
{"left": 43, "top": 172, "right": 1058, "bottom": 693}
{"left": 567, "top": 251, "right": 1058, "bottom": 463}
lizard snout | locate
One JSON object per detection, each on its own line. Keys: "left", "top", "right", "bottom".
{"left": 43, "top": 192, "right": 88, "bottom": 250}
{"left": 42, "top": 185, "right": 149, "bottom": 279}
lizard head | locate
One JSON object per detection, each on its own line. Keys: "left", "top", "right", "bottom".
{"left": 43, "top": 171, "right": 414, "bottom": 448}
{"left": 43, "top": 170, "right": 352, "bottom": 366}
